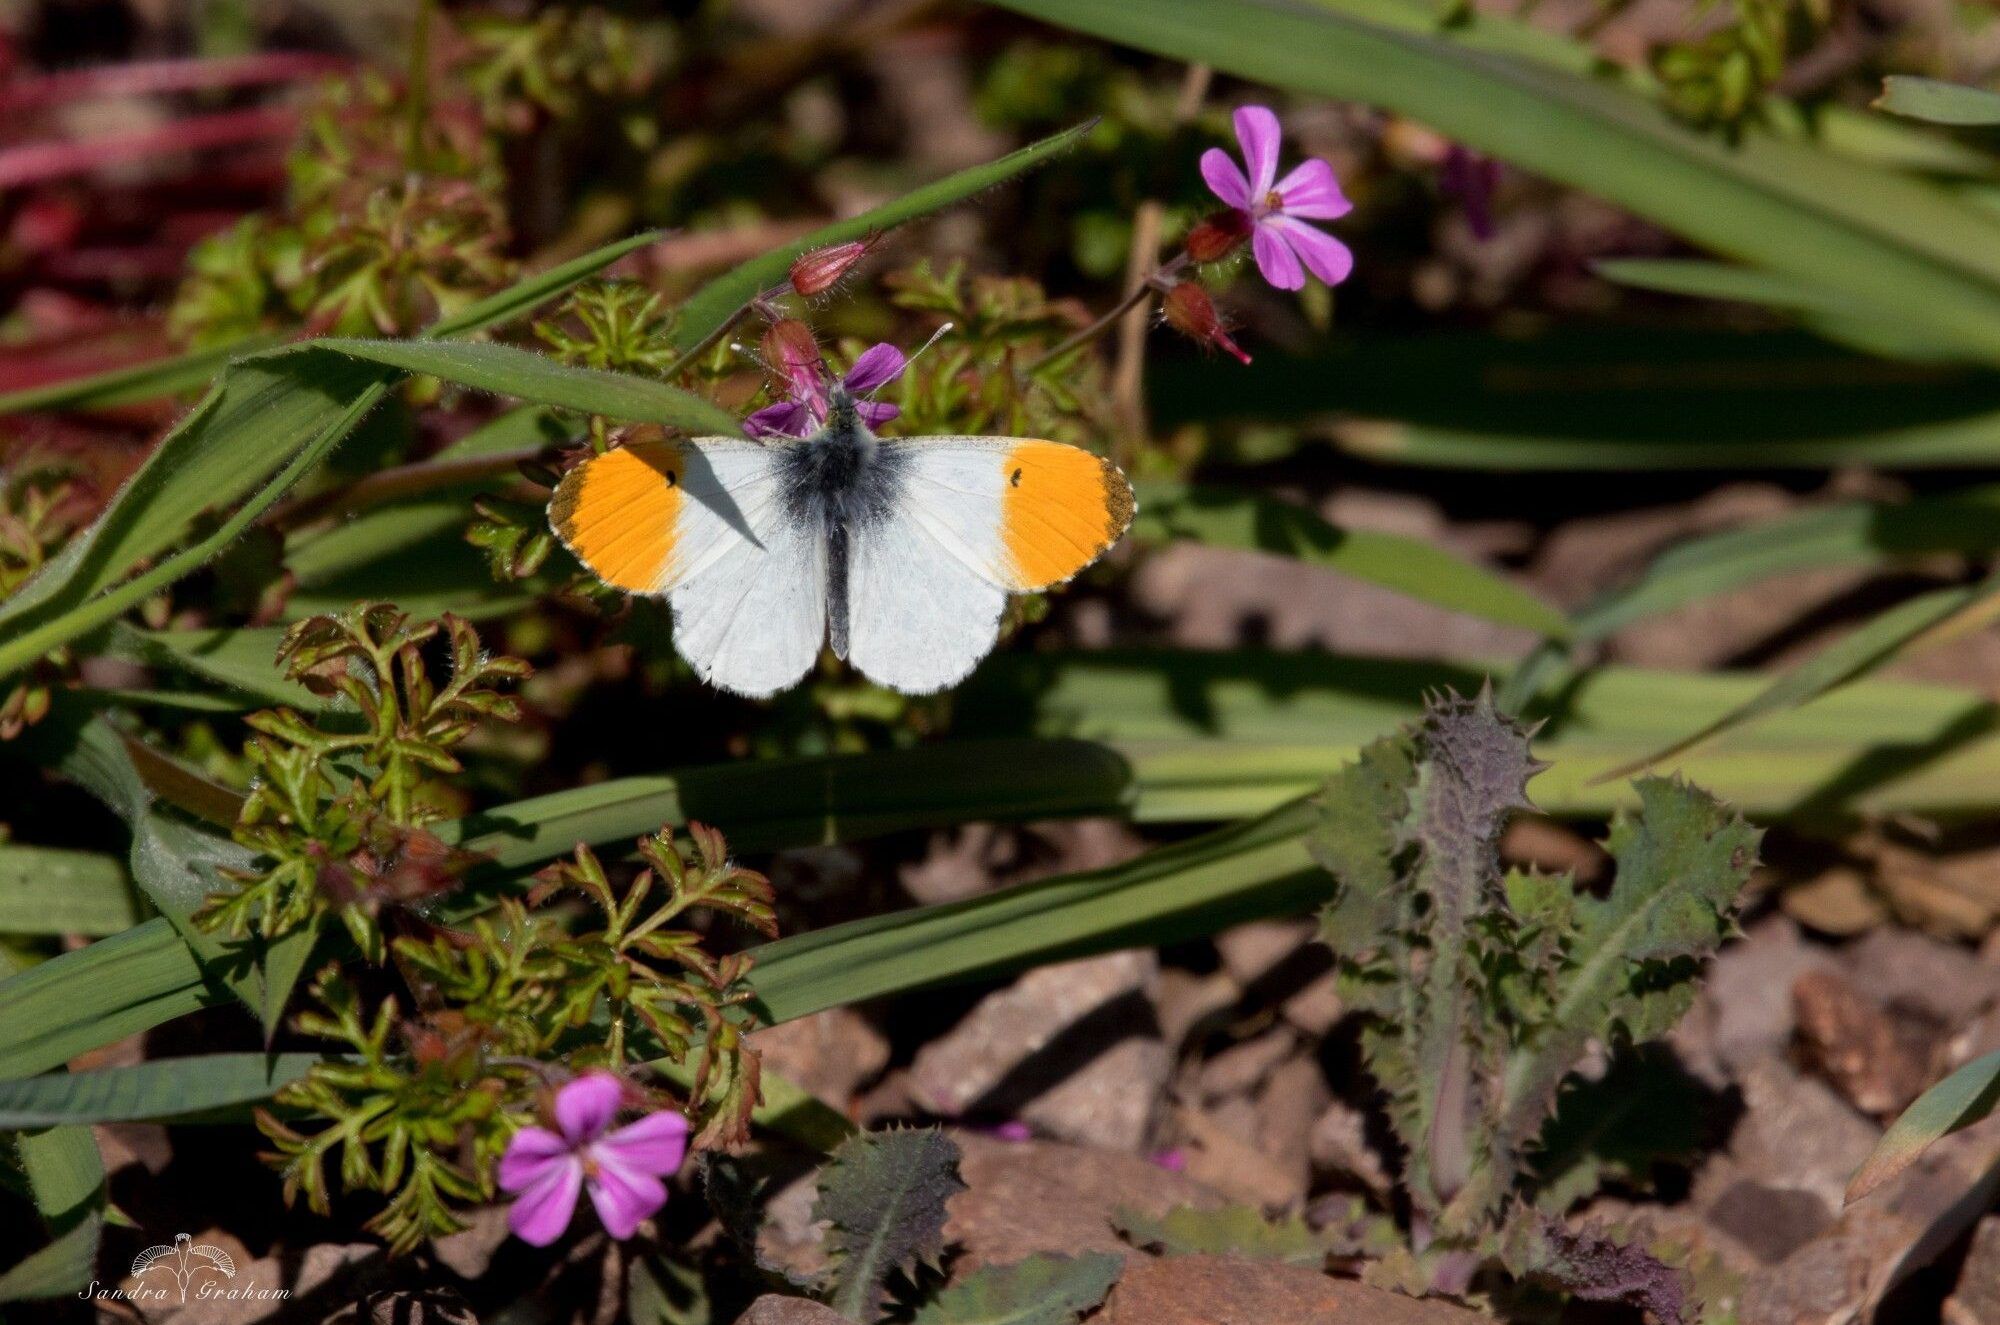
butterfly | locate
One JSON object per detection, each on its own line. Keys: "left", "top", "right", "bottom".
{"left": 549, "top": 387, "right": 1135, "bottom": 697}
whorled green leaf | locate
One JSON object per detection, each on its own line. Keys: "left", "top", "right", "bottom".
{"left": 1876, "top": 76, "right": 2000, "bottom": 126}
{"left": 0, "top": 1211, "right": 103, "bottom": 1302}
{"left": 1114, "top": 1204, "right": 1327, "bottom": 1266}
{"left": 1850, "top": 1049, "right": 2000, "bottom": 1203}
{"left": 911, "top": 1252, "right": 1124, "bottom": 1325}
{"left": 0, "top": 845, "right": 138, "bottom": 936}
{"left": 1131, "top": 481, "right": 1569, "bottom": 638}
{"left": 816, "top": 1127, "right": 967, "bottom": 1320}
{"left": 0, "top": 1054, "right": 320, "bottom": 1128}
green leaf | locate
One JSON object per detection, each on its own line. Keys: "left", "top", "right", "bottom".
{"left": 1877, "top": 76, "right": 2000, "bottom": 126}
{"left": 24, "top": 704, "right": 312, "bottom": 1038}
{"left": 277, "top": 339, "right": 742, "bottom": 435}
{"left": 0, "top": 845, "right": 138, "bottom": 936}
{"left": 671, "top": 123, "right": 1092, "bottom": 353}
{"left": 911, "top": 1253, "right": 1124, "bottom": 1325}
{"left": 102, "top": 622, "right": 329, "bottom": 711}
{"left": 0, "top": 1054, "right": 321, "bottom": 1128}
{"left": 816, "top": 1127, "right": 967, "bottom": 1320}
{"left": 994, "top": 0, "right": 2000, "bottom": 362}
{"left": 0, "top": 333, "right": 281, "bottom": 417}
{"left": 0, "top": 231, "right": 662, "bottom": 684}
{"left": 1599, "top": 573, "right": 2000, "bottom": 779}
{"left": 1593, "top": 259, "right": 1955, "bottom": 359}
{"left": 0, "top": 1212, "right": 103, "bottom": 1302}
{"left": 1850, "top": 1049, "right": 2000, "bottom": 1203}
{"left": 1115, "top": 1205, "right": 1327, "bottom": 1265}
{"left": 4, "top": 1120, "right": 105, "bottom": 1301}
{"left": 1131, "top": 482, "right": 1569, "bottom": 638}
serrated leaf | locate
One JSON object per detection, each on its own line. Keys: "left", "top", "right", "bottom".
{"left": 1114, "top": 1204, "right": 1326, "bottom": 1266}
{"left": 814, "top": 1128, "right": 967, "bottom": 1321}
{"left": 911, "top": 1252, "right": 1123, "bottom": 1325}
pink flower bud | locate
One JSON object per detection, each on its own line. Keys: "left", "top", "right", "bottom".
{"left": 1161, "top": 282, "right": 1251, "bottom": 365}
{"left": 761, "top": 318, "right": 822, "bottom": 387}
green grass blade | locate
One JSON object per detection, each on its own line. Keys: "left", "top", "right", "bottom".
{"left": 1151, "top": 329, "right": 2000, "bottom": 473}
{"left": 279, "top": 339, "right": 741, "bottom": 435}
{"left": 742, "top": 797, "right": 1326, "bottom": 1025}
{"left": 1598, "top": 574, "right": 2000, "bottom": 779}
{"left": 4, "top": 1121, "right": 104, "bottom": 1301}
{"left": 1876, "top": 76, "right": 2000, "bottom": 126}
{"left": 0, "top": 845, "right": 138, "bottom": 936}
{"left": 0, "top": 1055, "right": 320, "bottom": 1128}
{"left": 995, "top": 0, "right": 2000, "bottom": 361}
{"left": 1850, "top": 1050, "right": 2000, "bottom": 1203}
{"left": 0, "top": 334, "right": 282, "bottom": 417}
{"left": 1132, "top": 481, "right": 1570, "bottom": 638}
{"left": 1569, "top": 485, "right": 2000, "bottom": 642}
{"left": 670, "top": 122, "right": 1093, "bottom": 352}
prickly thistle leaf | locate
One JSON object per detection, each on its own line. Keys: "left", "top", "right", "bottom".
{"left": 814, "top": 1127, "right": 967, "bottom": 1321}
{"left": 1307, "top": 692, "right": 1756, "bottom": 1244}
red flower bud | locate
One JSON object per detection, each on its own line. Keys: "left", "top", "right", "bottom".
{"left": 788, "top": 236, "right": 875, "bottom": 297}
{"left": 1185, "top": 208, "right": 1252, "bottom": 263}
{"left": 1161, "top": 282, "right": 1251, "bottom": 365}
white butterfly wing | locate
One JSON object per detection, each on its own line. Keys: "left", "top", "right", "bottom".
{"left": 843, "top": 436, "right": 1132, "bottom": 695}
{"left": 551, "top": 435, "right": 826, "bottom": 698}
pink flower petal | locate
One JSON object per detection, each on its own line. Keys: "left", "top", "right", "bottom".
{"left": 1199, "top": 147, "right": 1252, "bottom": 209}
{"left": 1233, "top": 105, "right": 1282, "bottom": 198}
{"left": 554, "top": 1072, "right": 623, "bottom": 1144}
{"left": 586, "top": 1149, "right": 668, "bottom": 1239}
{"left": 745, "top": 399, "right": 813, "bottom": 438}
{"left": 1269, "top": 217, "right": 1353, "bottom": 286}
{"left": 1272, "top": 158, "right": 1351, "bottom": 220}
{"left": 498, "top": 1126, "right": 572, "bottom": 1192}
{"left": 508, "top": 1155, "right": 583, "bottom": 1246}
{"left": 598, "top": 1111, "right": 691, "bottom": 1177}
{"left": 1251, "top": 223, "right": 1304, "bottom": 290}
{"left": 842, "top": 343, "right": 906, "bottom": 395}
{"left": 855, "top": 400, "right": 900, "bottom": 428}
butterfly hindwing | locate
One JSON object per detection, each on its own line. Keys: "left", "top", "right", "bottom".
{"left": 842, "top": 436, "right": 1133, "bottom": 693}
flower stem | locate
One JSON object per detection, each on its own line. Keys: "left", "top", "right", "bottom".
{"left": 1025, "top": 260, "right": 1184, "bottom": 376}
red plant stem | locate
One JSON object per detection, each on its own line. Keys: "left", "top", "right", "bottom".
{"left": 0, "top": 53, "right": 351, "bottom": 113}
{"left": 0, "top": 105, "right": 299, "bottom": 190}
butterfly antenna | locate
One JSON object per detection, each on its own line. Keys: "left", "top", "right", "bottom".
{"left": 866, "top": 321, "right": 954, "bottom": 401}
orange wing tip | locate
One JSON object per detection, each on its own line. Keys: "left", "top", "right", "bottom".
{"left": 1001, "top": 440, "right": 1136, "bottom": 591}
{"left": 547, "top": 442, "right": 684, "bottom": 594}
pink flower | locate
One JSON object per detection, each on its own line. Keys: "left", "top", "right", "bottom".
{"left": 744, "top": 340, "right": 906, "bottom": 439}
{"left": 498, "top": 1072, "right": 690, "bottom": 1246}
{"left": 1199, "top": 105, "right": 1353, "bottom": 292}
